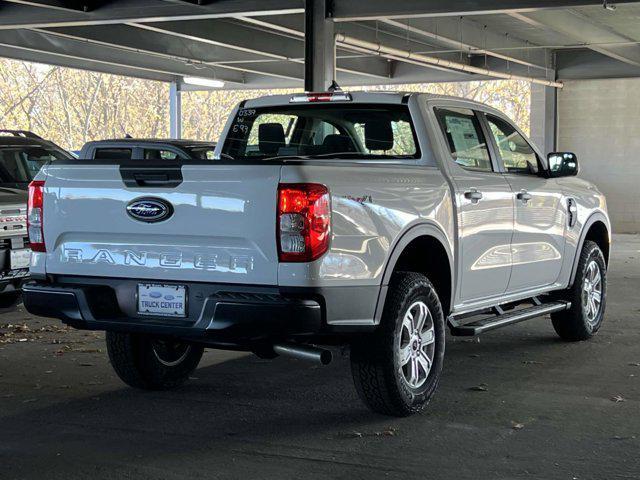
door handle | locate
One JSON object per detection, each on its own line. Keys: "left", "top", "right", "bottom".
{"left": 517, "top": 191, "right": 533, "bottom": 203}
{"left": 464, "top": 190, "right": 483, "bottom": 203}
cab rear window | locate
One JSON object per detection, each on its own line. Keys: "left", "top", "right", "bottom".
{"left": 222, "top": 104, "right": 419, "bottom": 161}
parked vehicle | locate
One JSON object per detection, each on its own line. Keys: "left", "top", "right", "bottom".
{"left": 0, "top": 130, "right": 73, "bottom": 307}
{"left": 23, "top": 92, "right": 610, "bottom": 416}
{"left": 79, "top": 138, "right": 217, "bottom": 160}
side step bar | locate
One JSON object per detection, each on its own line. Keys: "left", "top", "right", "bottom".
{"left": 448, "top": 300, "right": 571, "bottom": 337}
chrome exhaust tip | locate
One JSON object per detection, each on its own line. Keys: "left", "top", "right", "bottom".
{"left": 273, "top": 343, "right": 332, "bottom": 365}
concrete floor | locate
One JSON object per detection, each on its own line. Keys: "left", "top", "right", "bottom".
{"left": 1, "top": 235, "right": 639, "bottom": 480}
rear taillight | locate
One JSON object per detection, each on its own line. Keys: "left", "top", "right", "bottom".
{"left": 27, "top": 180, "right": 45, "bottom": 252}
{"left": 277, "top": 183, "right": 331, "bottom": 262}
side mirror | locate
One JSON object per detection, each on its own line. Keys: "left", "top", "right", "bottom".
{"left": 547, "top": 152, "right": 579, "bottom": 178}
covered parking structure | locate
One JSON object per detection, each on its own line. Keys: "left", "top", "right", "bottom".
{"left": 0, "top": 0, "right": 639, "bottom": 231}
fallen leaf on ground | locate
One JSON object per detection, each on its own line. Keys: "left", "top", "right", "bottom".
{"left": 469, "top": 384, "right": 488, "bottom": 392}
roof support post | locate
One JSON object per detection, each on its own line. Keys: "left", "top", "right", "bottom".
{"left": 304, "top": 0, "right": 335, "bottom": 92}
{"left": 169, "top": 80, "right": 182, "bottom": 140}
{"left": 530, "top": 83, "right": 557, "bottom": 155}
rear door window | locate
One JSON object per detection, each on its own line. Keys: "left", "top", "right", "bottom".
{"left": 93, "top": 148, "right": 132, "bottom": 160}
{"left": 434, "top": 107, "right": 493, "bottom": 172}
{"left": 143, "top": 149, "right": 184, "bottom": 160}
{"left": 186, "top": 147, "right": 216, "bottom": 159}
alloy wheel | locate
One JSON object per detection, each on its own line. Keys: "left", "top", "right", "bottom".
{"left": 398, "top": 301, "right": 436, "bottom": 389}
{"left": 582, "top": 260, "right": 603, "bottom": 326}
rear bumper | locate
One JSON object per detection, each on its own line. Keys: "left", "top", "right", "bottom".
{"left": 22, "top": 278, "right": 366, "bottom": 347}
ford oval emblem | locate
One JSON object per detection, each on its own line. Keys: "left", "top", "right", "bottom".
{"left": 126, "top": 197, "right": 173, "bottom": 223}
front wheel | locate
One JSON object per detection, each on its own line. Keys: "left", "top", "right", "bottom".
{"left": 551, "top": 240, "right": 607, "bottom": 341}
{"left": 350, "top": 272, "right": 446, "bottom": 417}
{"left": 106, "top": 332, "right": 204, "bottom": 390}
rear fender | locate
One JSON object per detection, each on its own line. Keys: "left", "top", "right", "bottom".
{"left": 373, "top": 223, "right": 454, "bottom": 325}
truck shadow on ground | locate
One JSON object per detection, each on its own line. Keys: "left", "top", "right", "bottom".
{"left": 3, "top": 328, "right": 573, "bottom": 436}
{"left": 2, "top": 324, "right": 632, "bottom": 479}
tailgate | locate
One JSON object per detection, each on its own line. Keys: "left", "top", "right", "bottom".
{"left": 40, "top": 162, "right": 281, "bottom": 285}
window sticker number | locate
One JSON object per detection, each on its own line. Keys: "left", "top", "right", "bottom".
{"left": 232, "top": 124, "right": 249, "bottom": 134}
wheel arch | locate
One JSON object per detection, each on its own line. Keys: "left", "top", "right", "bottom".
{"left": 374, "top": 223, "right": 454, "bottom": 324}
{"left": 569, "top": 212, "right": 611, "bottom": 287}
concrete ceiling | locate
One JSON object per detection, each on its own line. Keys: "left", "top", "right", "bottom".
{"left": 0, "top": 0, "right": 639, "bottom": 88}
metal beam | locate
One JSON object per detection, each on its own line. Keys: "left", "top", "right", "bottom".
{"left": 331, "top": 0, "right": 640, "bottom": 21}
{"left": 0, "top": 44, "right": 178, "bottom": 81}
{"left": 0, "top": 0, "right": 304, "bottom": 30}
{"left": 0, "top": 28, "right": 247, "bottom": 84}
{"left": 169, "top": 81, "right": 182, "bottom": 139}
{"left": 0, "top": 1, "right": 101, "bottom": 11}
{"left": 41, "top": 24, "right": 305, "bottom": 81}
{"left": 336, "top": 33, "right": 563, "bottom": 87}
{"left": 510, "top": 10, "right": 640, "bottom": 68}
{"left": 557, "top": 48, "right": 640, "bottom": 79}
{"left": 131, "top": 19, "right": 389, "bottom": 80}
{"left": 129, "top": 19, "right": 302, "bottom": 60}
{"left": 304, "top": 0, "right": 335, "bottom": 91}
{"left": 378, "top": 18, "right": 548, "bottom": 71}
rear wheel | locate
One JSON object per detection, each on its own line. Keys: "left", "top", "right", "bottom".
{"left": 551, "top": 240, "right": 607, "bottom": 341}
{"left": 106, "top": 332, "right": 204, "bottom": 390}
{"left": 350, "top": 272, "right": 445, "bottom": 417}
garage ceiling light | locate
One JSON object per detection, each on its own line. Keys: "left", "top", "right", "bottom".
{"left": 183, "top": 77, "right": 225, "bottom": 88}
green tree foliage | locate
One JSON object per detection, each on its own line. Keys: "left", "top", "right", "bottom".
{"left": 0, "top": 58, "right": 531, "bottom": 151}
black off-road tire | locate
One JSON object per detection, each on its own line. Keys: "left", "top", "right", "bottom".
{"left": 350, "top": 272, "right": 446, "bottom": 417}
{"left": 106, "top": 332, "right": 204, "bottom": 390}
{"left": 551, "top": 240, "right": 607, "bottom": 341}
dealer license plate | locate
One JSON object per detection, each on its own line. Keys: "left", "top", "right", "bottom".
{"left": 10, "top": 248, "right": 31, "bottom": 270}
{"left": 137, "top": 283, "right": 187, "bottom": 317}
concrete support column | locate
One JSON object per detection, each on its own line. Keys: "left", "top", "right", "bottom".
{"left": 530, "top": 82, "right": 557, "bottom": 155}
{"left": 304, "top": 0, "right": 336, "bottom": 92}
{"left": 169, "top": 81, "right": 182, "bottom": 139}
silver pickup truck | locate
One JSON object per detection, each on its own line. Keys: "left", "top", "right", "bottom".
{"left": 23, "top": 92, "right": 610, "bottom": 416}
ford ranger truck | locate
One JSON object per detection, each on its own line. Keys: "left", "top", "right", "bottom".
{"left": 22, "top": 92, "right": 610, "bottom": 416}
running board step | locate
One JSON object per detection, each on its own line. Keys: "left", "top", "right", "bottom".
{"left": 448, "top": 301, "right": 571, "bottom": 337}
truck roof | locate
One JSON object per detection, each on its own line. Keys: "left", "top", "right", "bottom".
{"left": 242, "top": 91, "right": 494, "bottom": 110}
{"left": 82, "top": 138, "right": 216, "bottom": 147}
{"left": 0, "top": 132, "right": 74, "bottom": 158}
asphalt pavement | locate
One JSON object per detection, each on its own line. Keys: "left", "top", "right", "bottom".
{"left": 1, "top": 235, "right": 639, "bottom": 480}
